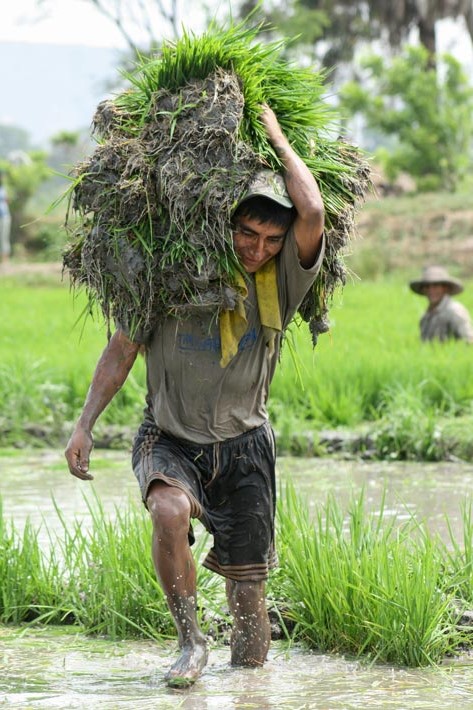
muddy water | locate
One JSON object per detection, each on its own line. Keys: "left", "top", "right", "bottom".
{"left": 2, "top": 449, "right": 473, "bottom": 541}
{"left": 2, "top": 626, "right": 473, "bottom": 709}
{"left": 2, "top": 449, "right": 473, "bottom": 708}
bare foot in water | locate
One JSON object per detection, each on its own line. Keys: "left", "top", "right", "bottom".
{"left": 164, "top": 638, "right": 208, "bottom": 688}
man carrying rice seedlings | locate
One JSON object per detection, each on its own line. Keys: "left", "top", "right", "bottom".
{"left": 65, "top": 103, "right": 325, "bottom": 687}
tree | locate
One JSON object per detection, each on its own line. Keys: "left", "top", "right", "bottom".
{"left": 1, "top": 152, "right": 51, "bottom": 248}
{"left": 237, "top": 0, "right": 330, "bottom": 55}
{"left": 237, "top": 0, "right": 473, "bottom": 65}
{"left": 84, "top": 0, "right": 180, "bottom": 51}
{"left": 340, "top": 46, "right": 473, "bottom": 191}
{"left": 337, "top": 0, "right": 473, "bottom": 56}
{"left": 49, "top": 131, "right": 82, "bottom": 175}
{"left": 0, "top": 125, "right": 31, "bottom": 159}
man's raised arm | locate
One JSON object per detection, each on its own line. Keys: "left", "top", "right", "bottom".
{"left": 260, "top": 104, "right": 324, "bottom": 268}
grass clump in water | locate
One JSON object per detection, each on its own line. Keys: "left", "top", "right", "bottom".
{"left": 0, "top": 493, "right": 223, "bottom": 641}
{"left": 0, "top": 499, "right": 73, "bottom": 626}
{"left": 274, "top": 483, "right": 463, "bottom": 666}
{"left": 52, "top": 494, "right": 224, "bottom": 640}
{"left": 3, "top": 488, "right": 473, "bottom": 666}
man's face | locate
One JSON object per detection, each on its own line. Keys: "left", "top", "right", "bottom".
{"left": 233, "top": 216, "right": 286, "bottom": 273}
{"left": 423, "top": 283, "right": 449, "bottom": 307}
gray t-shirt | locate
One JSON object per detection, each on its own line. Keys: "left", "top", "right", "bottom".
{"left": 134, "top": 229, "right": 325, "bottom": 442}
{"left": 420, "top": 295, "right": 473, "bottom": 343}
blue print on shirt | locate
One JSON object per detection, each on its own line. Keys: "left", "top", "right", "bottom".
{"left": 177, "top": 333, "right": 220, "bottom": 352}
{"left": 238, "top": 328, "right": 258, "bottom": 351}
{"left": 177, "top": 327, "right": 258, "bottom": 354}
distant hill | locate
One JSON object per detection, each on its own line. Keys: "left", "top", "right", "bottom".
{"left": 0, "top": 41, "right": 122, "bottom": 148}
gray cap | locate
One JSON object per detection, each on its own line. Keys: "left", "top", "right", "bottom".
{"left": 409, "top": 265, "right": 463, "bottom": 295}
{"left": 240, "top": 169, "right": 293, "bottom": 209}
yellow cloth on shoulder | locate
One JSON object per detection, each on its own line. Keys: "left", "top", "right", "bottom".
{"left": 219, "top": 258, "right": 282, "bottom": 367}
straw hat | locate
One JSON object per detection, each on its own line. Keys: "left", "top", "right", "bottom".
{"left": 409, "top": 266, "right": 463, "bottom": 295}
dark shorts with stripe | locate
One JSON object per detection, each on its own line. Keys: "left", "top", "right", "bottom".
{"left": 131, "top": 419, "right": 278, "bottom": 582}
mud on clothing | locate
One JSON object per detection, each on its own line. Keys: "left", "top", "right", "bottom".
{"left": 134, "top": 228, "right": 324, "bottom": 442}
{"left": 128, "top": 228, "right": 324, "bottom": 580}
{"left": 132, "top": 419, "right": 277, "bottom": 582}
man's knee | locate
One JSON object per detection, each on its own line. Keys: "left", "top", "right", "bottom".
{"left": 147, "top": 481, "right": 191, "bottom": 535}
{"left": 227, "top": 579, "right": 266, "bottom": 614}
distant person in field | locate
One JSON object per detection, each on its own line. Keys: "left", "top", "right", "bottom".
{"left": 409, "top": 265, "right": 473, "bottom": 343}
{"left": 0, "top": 171, "right": 11, "bottom": 264}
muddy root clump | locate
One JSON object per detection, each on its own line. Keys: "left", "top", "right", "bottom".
{"left": 62, "top": 39, "right": 372, "bottom": 345}
{"left": 64, "top": 68, "right": 260, "bottom": 337}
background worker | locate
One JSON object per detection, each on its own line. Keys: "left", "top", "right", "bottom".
{"left": 0, "top": 171, "right": 11, "bottom": 264}
{"left": 409, "top": 265, "right": 473, "bottom": 343}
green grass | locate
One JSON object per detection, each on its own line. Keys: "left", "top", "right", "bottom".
{"left": 361, "top": 187, "right": 473, "bottom": 220}
{"left": 0, "top": 279, "right": 146, "bottom": 443}
{"left": 273, "top": 277, "right": 473, "bottom": 421}
{"left": 2, "top": 273, "right": 473, "bottom": 457}
{"left": 273, "top": 484, "right": 463, "bottom": 666}
{"left": 51, "top": 494, "right": 222, "bottom": 640}
{"left": 270, "top": 276, "right": 473, "bottom": 457}
{"left": 1, "top": 487, "right": 472, "bottom": 667}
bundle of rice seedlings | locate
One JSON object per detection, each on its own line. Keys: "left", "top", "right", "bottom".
{"left": 63, "top": 20, "right": 371, "bottom": 344}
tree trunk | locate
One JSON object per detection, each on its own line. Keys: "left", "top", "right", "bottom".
{"left": 464, "top": 5, "right": 473, "bottom": 43}
{"left": 418, "top": 16, "right": 437, "bottom": 66}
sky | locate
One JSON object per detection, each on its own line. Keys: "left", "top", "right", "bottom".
{"left": 1, "top": 1, "right": 127, "bottom": 48}
{"left": 0, "top": 0, "right": 230, "bottom": 144}
{"left": 0, "top": 0, "right": 226, "bottom": 48}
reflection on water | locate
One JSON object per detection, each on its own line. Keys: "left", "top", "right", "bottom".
{"left": 2, "top": 449, "right": 473, "bottom": 543}
{"left": 278, "top": 456, "right": 473, "bottom": 544}
{"left": 2, "top": 449, "right": 473, "bottom": 708}
{"left": 0, "top": 449, "right": 140, "bottom": 529}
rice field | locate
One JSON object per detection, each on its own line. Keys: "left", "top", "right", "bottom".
{"left": 3, "top": 270, "right": 473, "bottom": 667}
{"left": 2, "top": 271, "right": 473, "bottom": 457}
{"left": 1, "top": 484, "right": 472, "bottom": 667}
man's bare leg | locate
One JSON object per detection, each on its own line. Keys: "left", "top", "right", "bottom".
{"left": 147, "top": 481, "right": 208, "bottom": 687}
{"left": 226, "top": 579, "right": 270, "bottom": 666}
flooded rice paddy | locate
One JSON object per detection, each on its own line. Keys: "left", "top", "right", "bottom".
{"left": 2, "top": 449, "right": 473, "bottom": 708}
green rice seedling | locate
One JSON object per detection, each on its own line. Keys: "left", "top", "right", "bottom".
{"left": 365, "top": 525, "right": 459, "bottom": 667}
{"left": 55, "top": 492, "right": 222, "bottom": 640}
{"left": 441, "top": 501, "right": 473, "bottom": 607}
{"left": 0, "top": 492, "right": 471, "bottom": 663}
{"left": 276, "top": 483, "right": 461, "bottom": 666}
{"left": 0, "top": 493, "right": 224, "bottom": 640}
{"left": 270, "top": 277, "right": 473, "bottom": 432}
{"left": 59, "top": 495, "right": 176, "bottom": 639}
{"left": 371, "top": 385, "right": 451, "bottom": 461}
{"left": 269, "top": 393, "right": 328, "bottom": 455}
{"left": 0, "top": 501, "right": 71, "bottom": 625}
{"left": 3, "top": 276, "right": 473, "bottom": 456}
{"left": 63, "top": 18, "right": 371, "bottom": 345}
{"left": 0, "top": 282, "right": 147, "bottom": 443}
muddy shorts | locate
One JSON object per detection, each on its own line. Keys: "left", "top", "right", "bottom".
{"left": 132, "top": 419, "right": 278, "bottom": 582}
